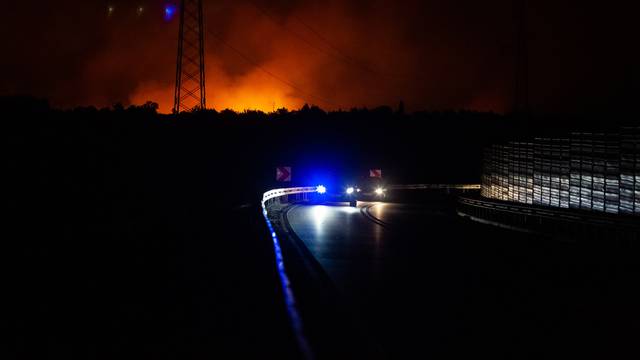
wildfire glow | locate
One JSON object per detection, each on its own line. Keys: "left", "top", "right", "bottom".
{"left": 92, "top": 1, "right": 514, "bottom": 113}
{"left": 130, "top": 62, "right": 308, "bottom": 113}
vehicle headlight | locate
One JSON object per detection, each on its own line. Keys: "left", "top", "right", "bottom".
{"left": 346, "top": 187, "right": 355, "bottom": 194}
{"left": 375, "top": 188, "right": 385, "bottom": 195}
{"left": 316, "top": 185, "right": 327, "bottom": 194}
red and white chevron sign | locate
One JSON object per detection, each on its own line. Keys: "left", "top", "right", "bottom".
{"left": 369, "top": 169, "right": 382, "bottom": 178}
{"left": 276, "top": 167, "right": 291, "bottom": 182}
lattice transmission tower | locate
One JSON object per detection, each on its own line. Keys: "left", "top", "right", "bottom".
{"left": 174, "top": 0, "right": 206, "bottom": 113}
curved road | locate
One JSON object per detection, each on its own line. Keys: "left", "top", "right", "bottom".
{"left": 284, "top": 200, "right": 640, "bottom": 359}
{"left": 286, "top": 201, "right": 470, "bottom": 358}
{"left": 286, "top": 202, "right": 447, "bottom": 293}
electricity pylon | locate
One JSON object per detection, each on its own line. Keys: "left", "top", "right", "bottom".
{"left": 174, "top": 0, "right": 206, "bottom": 113}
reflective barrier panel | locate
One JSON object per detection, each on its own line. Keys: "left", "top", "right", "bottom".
{"left": 481, "top": 127, "right": 639, "bottom": 215}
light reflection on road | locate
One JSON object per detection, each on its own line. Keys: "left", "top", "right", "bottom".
{"left": 287, "top": 203, "right": 394, "bottom": 291}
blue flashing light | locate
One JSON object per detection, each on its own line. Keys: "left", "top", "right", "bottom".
{"left": 316, "top": 185, "right": 327, "bottom": 194}
{"left": 164, "top": 4, "right": 177, "bottom": 21}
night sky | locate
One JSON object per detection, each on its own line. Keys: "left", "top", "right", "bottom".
{"left": 2, "top": 1, "right": 636, "bottom": 113}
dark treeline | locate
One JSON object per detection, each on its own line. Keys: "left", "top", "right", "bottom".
{"left": 5, "top": 95, "right": 635, "bottom": 196}
{"left": 4, "top": 96, "right": 506, "bottom": 191}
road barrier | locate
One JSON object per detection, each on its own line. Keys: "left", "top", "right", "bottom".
{"left": 389, "top": 184, "right": 480, "bottom": 191}
{"left": 261, "top": 186, "right": 318, "bottom": 360}
{"left": 458, "top": 196, "right": 640, "bottom": 241}
{"left": 480, "top": 128, "right": 640, "bottom": 215}
{"left": 262, "top": 187, "right": 317, "bottom": 208}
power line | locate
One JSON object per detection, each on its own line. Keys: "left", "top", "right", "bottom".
{"left": 205, "top": 28, "right": 343, "bottom": 109}
{"left": 246, "top": 2, "right": 354, "bottom": 66}
{"left": 242, "top": 0, "right": 433, "bottom": 104}
{"left": 246, "top": 0, "right": 428, "bottom": 83}
{"left": 290, "top": 13, "right": 373, "bottom": 71}
{"left": 245, "top": 1, "right": 382, "bottom": 77}
{"left": 242, "top": 0, "right": 415, "bottom": 101}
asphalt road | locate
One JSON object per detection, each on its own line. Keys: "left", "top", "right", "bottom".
{"left": 286, "top": 202, "right": 435, "bottom": 295}
{"left": 284, "top": 199, "right": 640, "bottom": 359}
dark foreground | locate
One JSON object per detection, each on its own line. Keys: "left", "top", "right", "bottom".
{"left": 4, "top": 112, "right": 304, "bottom": 358}
{"left": 1, "top": 101, "right": 502, "bottom": 357}
{"left": 5, "top": 196, "right": 301, "bottom": 358}
{"left": 4, "top": 104, "right": 639, "bottom": 358}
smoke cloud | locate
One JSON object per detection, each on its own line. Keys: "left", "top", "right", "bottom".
{"left": 1, "top": 1, "right": 635, "bottom": 114}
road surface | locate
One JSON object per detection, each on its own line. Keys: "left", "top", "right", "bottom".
{"left": 284, "top": 200, "right": 640, "bottom": 359}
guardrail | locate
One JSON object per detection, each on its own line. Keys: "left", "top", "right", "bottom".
{"left": 261, "top": 187, "right": 317, "bottom": 360}
{"left": 389, "top": 184, "right": 481, "bottom": 190}
{"left": 262, "top": 187, "right": 318, "bottom": 210}
{"left": 458, "top": 196, "right": 640, "bottom": 241}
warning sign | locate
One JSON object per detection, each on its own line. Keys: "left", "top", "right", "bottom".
{"left": 276, "top": 167, "right": 292, "bottom": 182}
